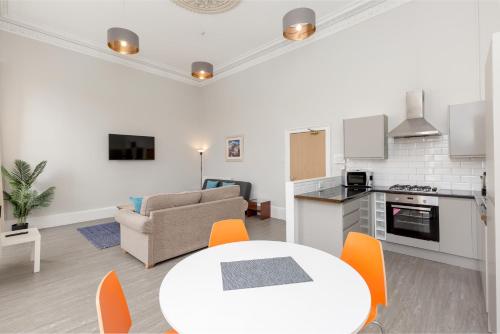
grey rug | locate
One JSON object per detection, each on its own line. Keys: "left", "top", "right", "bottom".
{"left": 77, "top": 222, "right": 120, "bottom": 249}
{"left": 220, "top": 256, "right": 313, "bottom": 291}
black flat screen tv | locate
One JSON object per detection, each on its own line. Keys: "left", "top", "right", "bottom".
{"left": 109, "top": 134, "right": 155, "bottom": 160}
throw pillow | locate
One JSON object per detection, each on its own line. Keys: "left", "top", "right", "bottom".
{"left": 129, "top": 196, "right": 143, "bottom": 213}
{"left": 206, "top": 180, "right": 219, "bottom": 188}
{"left": 222, "top": 181, "right": 236, "bottom": 187}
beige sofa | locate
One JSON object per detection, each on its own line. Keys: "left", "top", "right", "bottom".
{"left": 115, "top": 185, "right": 248, "bottom": 268}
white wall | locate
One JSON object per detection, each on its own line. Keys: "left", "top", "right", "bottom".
{"left": 199, "top": 0, "right": 500, "bottom": 213}
{"left": 0, "top": 31, "right": 202, "bottom": 227}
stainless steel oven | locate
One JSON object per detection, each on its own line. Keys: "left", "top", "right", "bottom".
{"left": 386, "top": 193, "right": 439, "bottom": 242}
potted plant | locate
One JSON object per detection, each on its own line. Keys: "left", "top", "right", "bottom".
{"left": 1, "top": 160, "right": 55, "bottom": 231}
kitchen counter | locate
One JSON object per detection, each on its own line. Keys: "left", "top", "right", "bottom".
{"left": 295, "top": 186, "right": 371, "bottom": 203}
{"left": 295, "top": 186, "right": 478, "bottom": 203}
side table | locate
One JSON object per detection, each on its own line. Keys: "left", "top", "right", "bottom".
{"left": 247, "top": 199, "right": 271, "bottom": 220}
{"left": 0, "top": 228, "right": 41, "bottom": 273}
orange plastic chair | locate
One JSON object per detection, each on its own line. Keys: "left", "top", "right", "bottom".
{"left": 96, "top": 271, "right": 178, "bottom": 334}
{"left": 341, "top": 232, "right": 387, "bottom": 333}
{"left": 208, "top": 219, "right": 250, "bottom": 247}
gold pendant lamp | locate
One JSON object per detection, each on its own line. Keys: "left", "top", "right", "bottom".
{"left": 283, "top": 7, "right": 316, "bottom": 41}
{"left": 191, "top": 61, "right": 214, "bottom": 80}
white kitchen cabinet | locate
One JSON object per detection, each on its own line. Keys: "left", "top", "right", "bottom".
{"left": 449, "top": 101, "right": 486, "bottom": 157}
{"left": 439, "top": 198, "right": 475, "bottom": 259}
{"left": 343, "top": 115, "right": 388, "bottom": 159}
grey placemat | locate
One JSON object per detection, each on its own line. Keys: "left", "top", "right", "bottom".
{"left": 220, "top": 256, "right": 313, "bottom": 291}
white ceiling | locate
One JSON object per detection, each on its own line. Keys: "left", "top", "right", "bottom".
{"left": 0, "top": 0, "right": 407, "bottom": 85}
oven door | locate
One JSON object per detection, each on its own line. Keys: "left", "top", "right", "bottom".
{"left": 386, "top": 202, "right": 439, "bottom": 241}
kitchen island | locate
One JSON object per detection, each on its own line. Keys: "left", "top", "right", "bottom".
{"left": 295, "top": 186, "right": 372, "bottom": 257}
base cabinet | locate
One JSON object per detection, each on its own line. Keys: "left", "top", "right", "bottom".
{"left": 439, "top": 198, "right": 476, "bottom": 259}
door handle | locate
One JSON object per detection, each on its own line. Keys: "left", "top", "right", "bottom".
{"left": 392, "top": 205, "right": 431, "bottom": 212}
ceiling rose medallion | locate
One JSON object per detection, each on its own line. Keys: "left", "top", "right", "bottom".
{"left": 172, "top": 0, "right": 240, "bottom": 14}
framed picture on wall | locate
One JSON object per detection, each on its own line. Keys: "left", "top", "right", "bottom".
{"left": 225, "top": 135, "right": 244, "bottom": 161}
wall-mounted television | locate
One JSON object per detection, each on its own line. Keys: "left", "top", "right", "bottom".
{"left": 109, "top": 134, "right": 155, "bottom": 160}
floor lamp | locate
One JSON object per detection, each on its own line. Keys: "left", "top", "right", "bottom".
{"left": 197, "top": 148, "right": 206, "bottom": 188}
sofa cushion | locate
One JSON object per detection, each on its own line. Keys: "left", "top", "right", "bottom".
{"left": 201, "top": 185, "right": 240, "bottom": 203}
{"left": 129, "top": 196, "right": 143, "bottom": 213}
{"left": 206, "top": 180, "right": 220, "bottom": 188}
{"left": 140, "top": 191, "right": 202, "bottom": 216}
{"left": 202, "top": 179, "right": 252, "bottom": 201}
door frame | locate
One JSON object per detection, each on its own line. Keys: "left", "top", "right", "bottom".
{"left": 284, "top": 125, "right": 331, "bottom": 182}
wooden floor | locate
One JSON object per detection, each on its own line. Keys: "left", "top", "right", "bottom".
{"left": 0, "top": 217, "right": 488, "bottom": 333}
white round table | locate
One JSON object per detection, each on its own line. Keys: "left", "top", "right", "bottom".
{"left": 159, "top": 241, "right": 371, "bottom": 334}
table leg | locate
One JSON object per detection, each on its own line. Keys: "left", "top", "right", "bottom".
{"left": 34, "top": 238, "right": 40, "bottom": 273}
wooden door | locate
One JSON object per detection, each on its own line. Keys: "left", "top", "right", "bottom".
{"left": 290, "top": 130, "right": 326, "bottom": 181}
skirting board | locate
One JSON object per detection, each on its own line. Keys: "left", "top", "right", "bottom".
{"left": 271, "top": 206, "right": 285, "bottom": 221}
{"left": 383, "top": 241, "right": 480, "bottom": 271}
{"left": 4, "top": 205, "right": 284, "bottom": 230}
{"left": 5, "top": 207, "right": 118, "bottom": 230}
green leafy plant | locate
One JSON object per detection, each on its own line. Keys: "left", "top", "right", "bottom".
{"left": 1, "top": 160, "right": 55, "bottom": 226}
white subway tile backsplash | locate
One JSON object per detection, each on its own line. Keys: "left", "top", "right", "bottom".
{"left": 453, "top": 168, "right": 472, "bottom": 176}
{"left": 346, "top": 135, "right": 484, "bottom": 190}
{"left": 434, "top": 168, "right": 451, "bottom": 175}
{"left": 434, "top": 155, "right": 450, "bottom": 161}
{"left": 425, "top": 175, "right": 441, "bottom": 182}
{"left": 442, "top": 175, "right": 461, "bottom": 183}
{"left": 417, "top": 168, "right": 433, "bottom": 175}
{"left": 461, "top": 175, "right": 481, "bottom": 184}
{"left": 425, "top": 161, "right": 441, "bottom": 168}
{"left": 452, "top": 183, "right": 472, "bottom": 191}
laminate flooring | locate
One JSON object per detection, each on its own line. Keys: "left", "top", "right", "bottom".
{"left": 0, "top": 217, "right": 488, "bottom": 333}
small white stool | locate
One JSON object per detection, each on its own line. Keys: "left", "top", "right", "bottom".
{"left": 0, "top": 228, "right": 41, "bottom": 273}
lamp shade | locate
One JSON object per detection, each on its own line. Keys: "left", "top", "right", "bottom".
{"left": 282, "top": 7, "right": 316, "bottom": 41}
{"left": 107, "top": 27, "right": 139, "bottom": 55}
{"left": 191, "top": 61, "right": 214, "bottom": 80}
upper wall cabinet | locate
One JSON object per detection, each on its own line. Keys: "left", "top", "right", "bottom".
{"left": 343, "top": 115, "right": 388, "bottom": 159}
{"left": 449, "top": 101, "right": 486, "bottom": 157}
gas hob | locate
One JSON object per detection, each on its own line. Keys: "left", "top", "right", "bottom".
{"left": 389, "top": 184, "right": 438, "bottom": 193}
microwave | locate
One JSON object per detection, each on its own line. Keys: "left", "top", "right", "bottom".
{"left": 343, "top": 170, "right": 373, "bottom": 187}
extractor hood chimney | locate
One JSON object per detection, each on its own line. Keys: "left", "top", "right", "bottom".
{"left": 389, "top": 90, "right": 441, "bottom": 138}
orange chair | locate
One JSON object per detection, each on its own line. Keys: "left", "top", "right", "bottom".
{"left": 341, "top": 232, "right": 387, "bottom": 333}
{"left": 96, "top": 271, "right": 178, "bottom": 334}
{"left": 208, "top": 219, "right": 250, "bottom": 247}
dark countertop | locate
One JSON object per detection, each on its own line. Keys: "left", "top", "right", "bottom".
{"left": 294, "top": 186, "right": 371, "bottom": 203}
{"left": 295, "top": 186, "right": 479, "bottom": 204}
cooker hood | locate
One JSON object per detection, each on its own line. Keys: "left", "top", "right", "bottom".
{"left": 389, "top": 90, "right": 440, "bottom": 138}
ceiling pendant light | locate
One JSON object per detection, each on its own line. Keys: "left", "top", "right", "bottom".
{"left": 107, "top": 27, "right": 139, "bottom": 55}
{"left": 283, "top": 7, "right": 316, "bottom": 41}
{"left": 191, "top": 61, "right": 214, "bottom": 80}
